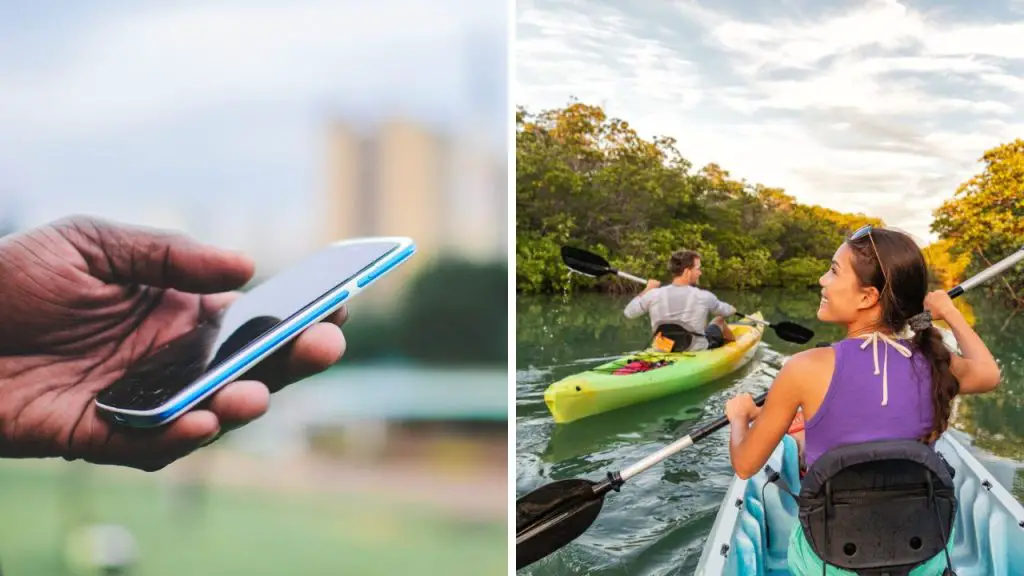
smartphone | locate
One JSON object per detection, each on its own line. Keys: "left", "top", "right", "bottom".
{"left": 94, "top": 236, "right": 416, "bottom": 428}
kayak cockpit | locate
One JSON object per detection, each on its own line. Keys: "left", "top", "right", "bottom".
{"left": 695, "top": 432, "right": 1024, "bottom": 575}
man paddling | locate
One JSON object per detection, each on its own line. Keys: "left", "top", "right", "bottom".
{"left": 624, "top": 249, "right": 738, "bottom": 353}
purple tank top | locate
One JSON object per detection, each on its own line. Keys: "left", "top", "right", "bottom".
{"left": 803, "top": 336, "right": 935, "bottom": 468}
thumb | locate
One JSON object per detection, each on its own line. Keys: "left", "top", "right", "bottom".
{"left": 55, "top": 215, "right": 255, "bottom": 293}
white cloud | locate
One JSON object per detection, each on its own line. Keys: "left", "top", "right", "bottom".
{"left": 516, "top": 0, "right": 1024, "bottom": 242}
{"left": 694, "top": 2, "right": 1017, "bottom": 116}
{"left": 708, "top": 0, "right": 924, "bottom": 71}
{"left": 925, "top": 23, "right": 1024, "bottom": 59}
{"left": 979, "top": 73, "right": 1024, "bottom": 94}
{"left": 517, "top": 2, "right": 703, "bottom": 112}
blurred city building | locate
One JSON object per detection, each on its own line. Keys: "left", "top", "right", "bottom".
{"left": 322, "top": 118, "right": 506, "bottom": 303}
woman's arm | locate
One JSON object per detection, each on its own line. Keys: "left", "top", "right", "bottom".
{"left": 925, "top": 290, "right": 1001, "bottom": 394}
{"left": 727, "top": 347, "right": 830, "bottom": 479}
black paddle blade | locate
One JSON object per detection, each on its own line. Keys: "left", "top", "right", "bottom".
{"left": 560, "top": 246, "right": 613, "bottom": 278}
{"left": 516, "top": 478, "right": 605, "bottom": 569}
{"left": 772, "top": 321, "right": 814, "bottom": 344}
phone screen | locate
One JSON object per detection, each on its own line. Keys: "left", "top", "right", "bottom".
{"left": 95, "top": 240, "right": 403, "bottom": 414}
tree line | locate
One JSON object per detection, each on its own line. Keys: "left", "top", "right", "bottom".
{"left": 517, "top": 100, "right": 1023, "bottom": 309}
{"left": 930, "top": 139, "right": 1024, "bottom": 311}
{"left": 516, "top": 100, "right": 880, "bottom": 293}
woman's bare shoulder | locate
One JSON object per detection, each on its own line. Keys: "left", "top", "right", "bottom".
{"left": 776, "top": 345, "right": 836, "bottom": 392}
{"left": 784, "top": 345, "right": 835, "bottom": 368}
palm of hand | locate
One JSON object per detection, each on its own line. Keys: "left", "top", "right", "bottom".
{"left": 0, "top": 218, "right": 346, "bottom": 472}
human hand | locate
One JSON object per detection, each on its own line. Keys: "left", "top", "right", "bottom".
{"left": 0, "top": 216, "right": 347, "bottom": 471}
{"left": 923, "top": 290, "right": 959, "bottom": 323}
{"left": 725, "top": 393, "right": 761, "bottom": 424}
{"left": 645, "top": 279, "right": 661, "bottom": 290}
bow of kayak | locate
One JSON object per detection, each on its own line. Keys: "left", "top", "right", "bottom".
{"left": 694, "top": 430, "right": 1024, "bottom": 575}
{"left": 544, "top": 313, "right": 766, "bottom": 424}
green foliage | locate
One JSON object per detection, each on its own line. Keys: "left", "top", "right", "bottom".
{"left": 516, "top": 100, "right": 881, "bottom": 293}
{"left": 515, "top": 232, "right": 570, "bottom": 294}
{"left": 778, "top": 257, "right": 830, "bottom": 289}
{"left": 739, "top": 248, "right": 779, "bottom": 289}
{"left": 931, "top": 139, "right": 1024, "bottom": 308}
{"left": 397, "top": 258, "right": 507, "bottom": 365}
{"left": 922, "top": 238, "right": 972, "bottom": 290}
{"left": 341, "top": 259, "right": 507, "bottom": 366}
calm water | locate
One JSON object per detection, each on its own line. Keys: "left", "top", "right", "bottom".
{"left": 515, "top": 289, "right": 1024, "bottom": 575}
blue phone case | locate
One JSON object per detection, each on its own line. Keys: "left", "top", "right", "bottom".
{"left": 95, "top": 238, "right": 416, "bottom": 427}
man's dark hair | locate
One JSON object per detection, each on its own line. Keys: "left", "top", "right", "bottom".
{"left": 668, "top": 250, "right": 701, "bottom": 276}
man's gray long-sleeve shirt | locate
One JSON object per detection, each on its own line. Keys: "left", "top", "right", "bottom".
{"left": 624, "top": 284, "right": 736, "bottom": 351}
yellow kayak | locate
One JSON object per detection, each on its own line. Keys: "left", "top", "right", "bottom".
{"left": 544, "top": 313, "right": 765, "bottom": 424}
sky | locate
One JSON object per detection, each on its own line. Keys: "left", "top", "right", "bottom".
{"left": 0, "top": 0, "right": 507, "bottom": 264}
{"left": 516, "top": 0, "right": 1024, "bottom": 243}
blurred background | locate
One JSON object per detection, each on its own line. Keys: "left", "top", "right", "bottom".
{"left": 0, "top": 1, "right": 508, "bottom": 575}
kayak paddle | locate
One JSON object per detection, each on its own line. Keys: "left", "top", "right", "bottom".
{"left": 945, "top": 245, "right": 1024, "bottom": 299}
{"left": 516, "top": 392, "right": 767, "bottom": 570}
{"left": 561, "top": 245, "right": 648, "bottom": 284}
{"left": 560, "top": 245, "right": 815, "bottom": 345}
{"left": 904, "top": 244, "right": 1024, "bottom": 327}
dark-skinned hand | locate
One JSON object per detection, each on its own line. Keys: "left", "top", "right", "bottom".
{"left": 0, "top": 215, "right": 347, "bottom": 471}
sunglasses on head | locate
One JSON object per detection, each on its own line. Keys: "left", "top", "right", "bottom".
{"left": 848, "top": 224, "right": 890, "bottom": 288}
{"left": 849, "top": 224, "right": 873, "bottom": 241}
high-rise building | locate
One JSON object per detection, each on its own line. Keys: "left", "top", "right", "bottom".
{"left": 323, "top": 120, "right": 447, "bottom": 303}
{"left": 323, "top": 115, "right": 505, "bottom": 306}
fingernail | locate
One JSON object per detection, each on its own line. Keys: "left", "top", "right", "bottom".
{"left": 200, "top": 428, "right": 222, "bottom": 447}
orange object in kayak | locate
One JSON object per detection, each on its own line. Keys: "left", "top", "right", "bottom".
{"left": 787, "top": 412, "right": 805, "bottom": 434}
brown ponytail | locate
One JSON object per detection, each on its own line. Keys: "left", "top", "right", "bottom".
{"left": 912, "top": 325, "right": 959, "bottom": 442}
{"left": 846, "top": 228, "right": 960, "bottom": 442}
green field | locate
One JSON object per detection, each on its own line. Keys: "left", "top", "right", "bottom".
{"left": 0, "top": 462, "right": 506, "bottom": 576}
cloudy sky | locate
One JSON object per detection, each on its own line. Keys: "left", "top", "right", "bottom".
{"left": 0, "top": 0, "right": 506, "bottom": 262}
{"left": 516, "top": 0, "right": 1024, "bottom": 243}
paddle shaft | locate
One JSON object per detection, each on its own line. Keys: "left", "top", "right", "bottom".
{"left": 597, "top": 261, "right": 777, "bottom": 328}
{"left": 612, "top": 269, "right": 660, "bottom": 287}
{"left": 951, "top": 246, "right": 1024, "bottom": 297}
{"left": 617, "top": 270, "right": 647, "bottom": 284}
{"left": 737, "top": 314, "right": 773, "bottom": 327}
{"left": 619, "top": 392, "right": 768, "bottom": 482}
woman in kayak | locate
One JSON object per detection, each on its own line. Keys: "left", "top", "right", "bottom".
{"left": 723, "top": 225, "right": 1002, "bottom": 575}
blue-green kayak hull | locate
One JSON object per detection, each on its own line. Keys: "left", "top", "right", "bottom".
{"left": 694, "top": 431, "right": 1024, "bottom": 575}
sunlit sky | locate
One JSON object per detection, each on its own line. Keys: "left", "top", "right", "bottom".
{"left": 517, "top": 0, "right": 1024, "bottom": 243}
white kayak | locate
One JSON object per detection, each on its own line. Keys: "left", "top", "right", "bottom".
{"left": 693, "top": 430, "right": 1024, "bottom": 575}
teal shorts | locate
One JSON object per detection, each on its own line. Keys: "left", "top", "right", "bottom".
{"left": 787, "top": 521, "right": 956, "bottom": 576}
